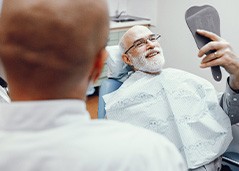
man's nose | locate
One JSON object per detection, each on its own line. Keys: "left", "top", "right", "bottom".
{"left": 146, "top": 39, "right": 155, "bottom": 49}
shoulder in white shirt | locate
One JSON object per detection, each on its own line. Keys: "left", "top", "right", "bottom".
{"left": 0, "top": 100, "right": 186, "bottom": 171}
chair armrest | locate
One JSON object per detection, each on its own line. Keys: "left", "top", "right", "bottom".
{"left": 223, "top": 152, "right": 239, "bottom": 166}
{"left": 98, "top": 78, "right": 123, "bottom": 119}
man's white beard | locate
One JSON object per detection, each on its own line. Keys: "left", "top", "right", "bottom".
{"left": 129, "top": 47, "right": 165, "bottom": 73}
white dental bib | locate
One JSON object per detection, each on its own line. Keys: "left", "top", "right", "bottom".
{"left": 103, "top": 68, "right": 232, "bottom": 169}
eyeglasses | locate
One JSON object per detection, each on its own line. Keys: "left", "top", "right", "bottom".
{"left": 124, "top": 33, "right": 161, "bottom": 54}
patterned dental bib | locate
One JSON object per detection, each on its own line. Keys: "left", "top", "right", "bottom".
{"left": 103, "top": 68, "right": 232, "bottom": 169}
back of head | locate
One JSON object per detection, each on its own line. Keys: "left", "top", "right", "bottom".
{"left": 0, "top": 0, "right": 109, "bottom": 100}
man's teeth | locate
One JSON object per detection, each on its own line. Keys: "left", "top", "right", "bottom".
{"left": 148, "top": 52, "right": 159, "bottom": 57}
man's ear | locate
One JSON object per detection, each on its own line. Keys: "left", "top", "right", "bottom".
{"left": 122, "top": 54, "right": 132, "bottom": 66}
{"left": 90, "top": 48, "right": 108, "bottom": 83}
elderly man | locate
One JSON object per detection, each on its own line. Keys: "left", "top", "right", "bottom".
{"left": 104, "top": 25, "right": 239, "bottom": 171}
{"left": 0, "top": 1, "right": 187, "bottom": 171}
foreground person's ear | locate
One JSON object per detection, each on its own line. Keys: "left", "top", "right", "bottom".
{"left": 90, "top": 48, "right": 108, "bottom": 82}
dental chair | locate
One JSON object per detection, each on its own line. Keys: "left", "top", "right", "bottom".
{"left": 98, "top": 45, "right": 127, "bottom": 119}
{"left": 222, "top": 125, "right": 239, "bottom": 171}
{"left": 222, "top": 152, "right": 239, "bottom": 170}
{"left": 98, "top": 45, "right": 239, "bottom": 171}
{"left": 98, "top": 78, "right": 122, "bottom": 119}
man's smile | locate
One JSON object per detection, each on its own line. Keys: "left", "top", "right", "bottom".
{"left": 146, "top": 50, "right": 160, "bottom": 58}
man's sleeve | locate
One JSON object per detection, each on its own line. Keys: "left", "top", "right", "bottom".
{"left": 220, "top": 77, "right": 239, "bottom": 125}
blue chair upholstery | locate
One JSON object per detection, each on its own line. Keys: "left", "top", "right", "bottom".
{"left": 98, "top": 78, "right": 123, "bottom": 119}
{"left": 222, "top": 152, "right": 239, "bottom": 171}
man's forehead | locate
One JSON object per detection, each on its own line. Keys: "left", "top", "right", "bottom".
{"left": 129, "top": 28, "right": 152, "bottom": 41}
{"left": 121, "top": 26, "right": 153, "bottom": 47}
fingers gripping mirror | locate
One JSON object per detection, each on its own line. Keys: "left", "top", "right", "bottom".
{"left": 185, "top": 5, "right": 222, "bottom": 82}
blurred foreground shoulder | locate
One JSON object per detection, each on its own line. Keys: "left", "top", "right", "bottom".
{"left": 94, "top": 120, "right": 187, "bottom": 171}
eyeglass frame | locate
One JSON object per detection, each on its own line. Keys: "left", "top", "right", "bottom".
{"left": 124, "top": 33, "right": 161, "bottom": 54}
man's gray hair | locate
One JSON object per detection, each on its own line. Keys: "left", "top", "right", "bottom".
{"left": 118, "top": 42, "right": 125, "bottom": 57}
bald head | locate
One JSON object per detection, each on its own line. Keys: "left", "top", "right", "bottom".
{"left": 0, "top": 0, "right": 109, "bottom": 100}
{"left": 119, "top": 25, "right": 153, "bottom": 52}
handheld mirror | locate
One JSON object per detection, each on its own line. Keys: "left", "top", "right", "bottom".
{"left": 185, "top": 5, "right": 222, "bottom": 81}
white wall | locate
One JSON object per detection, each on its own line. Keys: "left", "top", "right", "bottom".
{"left": 0, "top": 0, "right": 4, "bottom": 79}
{"left": 156, "top": 0, "right": 239, "bottom": 91}
{"left": 107, "top": 0, "right": 239, "bottom": 91}
{"left": 107, "top": 0, "right": 158, "bottom": 27}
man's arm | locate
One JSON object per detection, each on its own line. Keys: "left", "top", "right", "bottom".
{"left": 197, "top": 30, "right": 239, "bottom": 125}
{"left": 220, "top": 77, "right": 239, "bottom": 125}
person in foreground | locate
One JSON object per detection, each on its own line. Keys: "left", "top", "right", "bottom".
{"left": 103, "top": 25, "right": 239, "bottom": 171}
{"left": 0, "top": 1, "right": 186, "bottom": 171}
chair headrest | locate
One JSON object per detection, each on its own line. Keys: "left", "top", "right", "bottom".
{"left": 106, "top": 45, "right": 132, "bottom": 82}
